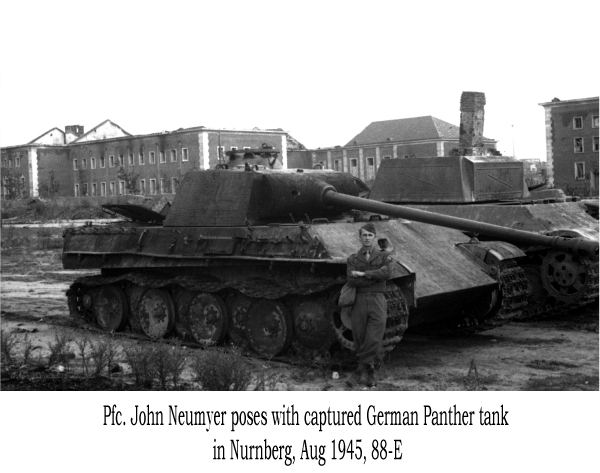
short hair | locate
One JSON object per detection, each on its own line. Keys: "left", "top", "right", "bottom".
{"left": 359, "top": 223, "right": 377, "bottom": 236}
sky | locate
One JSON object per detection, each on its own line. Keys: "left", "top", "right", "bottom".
{"left": 1, "top": 0, "right": 598, "bottom": 160}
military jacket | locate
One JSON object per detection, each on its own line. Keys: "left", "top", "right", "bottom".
{"left": 346, "top": 246, "right": 393, "bottom": 293}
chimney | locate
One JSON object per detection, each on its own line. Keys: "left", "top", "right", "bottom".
{"left": 459, "top": 92, "right": 486, "bottom": 156}
{"left": 65, "top": 125, "right": 84, "bottom": 144}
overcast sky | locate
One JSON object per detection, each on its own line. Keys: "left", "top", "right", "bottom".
{"left": 1, "top": 0, "right": 598, "bottom": 160}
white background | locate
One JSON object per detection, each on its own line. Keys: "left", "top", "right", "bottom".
{"left": 1, "top": 0, "right": 598, "bottom": 158}
{"left": 0, "top": 391, "right": 598, "bottom": 471}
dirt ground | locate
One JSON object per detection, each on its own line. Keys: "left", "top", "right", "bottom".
{"left": 1, "top": 245, "right": 598, "bottom": 391}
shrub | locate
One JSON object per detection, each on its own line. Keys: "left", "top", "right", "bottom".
{"left": 153, "top": 342, "right": 188, "bottom": 390}
{"left": 21, "top": 334, "right": 35, "bottom": 365}
{"left": 36, "top": 228, "right": 53, "bottom": 249}
{"left": 1, "top": 226, "right": 31, "bottom": 250}
{"left": 89, "top": 339, "right": 108, "bottom": 376}
{"left": 253, "top": 370, "right": 280, "bottom": 391}
{"left": 75, "top": 336, "right": 91, "bottom": 377}
{"left": 123, "top": 344, "right": 157, "bottom": 388}
{"left": 46, "top": 330, "right": 73, "bottom": 369}
{"left": 104, "top": 337, "right": 120, "bottom": 377}
{"left": 1, "top": 329, "right": 19, "bottom": 365}
{"left": 191, "top": 348, "right": 252, "bottom": 391}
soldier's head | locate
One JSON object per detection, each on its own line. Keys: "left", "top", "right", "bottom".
{"left": 359, "top": 223, "right": 376, "bottom": 249}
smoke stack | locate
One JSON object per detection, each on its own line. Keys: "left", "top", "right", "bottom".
{"left": 459, "top": 92, "right": 486, "bottom": 156}
{"left": 65, "top": 125, "right": 84, "bottom": 144}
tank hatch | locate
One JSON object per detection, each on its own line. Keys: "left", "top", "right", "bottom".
{"left": 102, "top": 204, "right": 167, "bottom": 224}
{"left": 370, "top": 156, "right": 529, "bottom": 204}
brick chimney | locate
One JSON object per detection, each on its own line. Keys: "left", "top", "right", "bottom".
{"left": 459, "top": 92, "right": 486, "bottom": 156}
{"left": 65, "top": 125, "right": 84, "bottom": 144}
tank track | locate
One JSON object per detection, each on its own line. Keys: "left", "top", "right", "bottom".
{"left": 516, "top": 259, "right": 599, "bottom": 320}
{"left": 416, "top": 260, "right": 529, "bottom": 336}
{"left": 494, "top": 260, "right": 530, "bottom": 320}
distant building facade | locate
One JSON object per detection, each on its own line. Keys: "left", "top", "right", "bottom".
{"left": 288, "top": 115, "right": 498, "bottom": 184}
{"left": 1, "top": 120, "right": 290, "bottom": 198}
{"left": 539, "top": 97, "right": 599, "bottom": 196}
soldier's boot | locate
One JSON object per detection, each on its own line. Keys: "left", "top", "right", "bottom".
{"left": 345, "top": 363, "right": 366, "bottom": 388}
{"left": 366, "top": 365, "right": 377, "bottom": 388}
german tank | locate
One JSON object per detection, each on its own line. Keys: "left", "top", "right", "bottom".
{"left": 370, "top": 92, "right": 599, "bottom": 317}
{"left": 63, "top": 164, "right": 597, "bottom": 359}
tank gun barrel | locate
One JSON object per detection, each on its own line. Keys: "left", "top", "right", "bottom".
{"left": 322, "top": 188, "right": 599, "bottom": 259}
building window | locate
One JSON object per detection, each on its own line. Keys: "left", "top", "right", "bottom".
{"left": 182, "top": 148, "right": 188, "bottom": 161}
{"left": 160, "top": 151, "right": 166, "bottom": 163}
{"left": 139, "top": 152, "right": 145, "bottom": 165}
{"left": 139, "top": 179, "right": 146, "bottom": 194}
{"left": 334, "top": 159, "right": 341, "bottom": 171}
{"left": 128, "top": 153, "right": 134, "bottom": 165}
{"left": 2, "top": 158, "right": 6, "bottom": 167}
{"left": 574, "top": 138, "right": 584, "bottom": 153}
{"left": 101, "top": 182, "right": 106, "bottom": 196}
{"left": 73, "top": 159, "right": 78, "bottom": 170}
{"left": 366, "top": 157, "right": 375, "bottom": 180}
{"left": 230, "top": 146, "right": 238, "bottom": 151}
{"left": 82, "top": 158, "right": 87, "bottom": 170}
{"left": 350, "top": 158, "right": 358, "bottom": 177}
{"left": 110, "top": 181, "right": 116, "bottom": 196}
{"left": 573, "top": 117, "right": 583, "bottom": 130}
{"left": 91, "top": 157, "right": 96, "bottom": 169}
{"left": 118, "top": 154, "right": 124, "bottom": 167}
{"left": 170, "top": 149, "right": 177, "bottom": 162}
{"left": 100, "top": 156, "right": 105, "bottom": 168}
{"left": 243, "top": 147, "right": 250, "bottom": 150}
{"left": 383, "top": 156, "right": 391, "bottom": 159}
{"left": 20, "top": 176, "right": 25, "bottom": 187}
{"left": 217, "top": 146, "right": 224, "bottom": 160}
{"left": 593, "top": 137, "right": 599, "bottom": 152}
{"left": 74, "top": 184, "right": 80, "bottom": 197}
{"left": 119, "top": 180, "right": 125, "bottom": 195}
{"left": 8, "top": 159, "right": 13, "bottom": 167}
{"left": 171, "top": 177, "right": 179, "bottom": 192}
{"left": 109, "top": 155, "right": 115, "bottom": 167}
{"left": 149, "top": 151, "right": 156, "bottom": 164}
{"left": 575, "top": 162, "right": 586, "bottom": 180}
{"left": 82, "top": 183, "right": 88, "bottom": 196}
{"left": 593, "top": 116, "right": 599, "bottom": 128}
{"left": 150, "top": 179, "right": 157, "bottom": 195}
{"left": 15, "top": 157, "right": 20, "bottom": 167}
{"left": 92, "top": 183, "right": 97, "bottom": 196}
{"left": 160, "top": 177, "right": 167, "bottom": 193}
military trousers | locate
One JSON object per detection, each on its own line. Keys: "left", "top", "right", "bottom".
{"left": 350, "top": 292, "right": 387, "bottom": 367}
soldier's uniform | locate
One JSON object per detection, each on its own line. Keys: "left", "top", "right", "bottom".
{"left": 346, "top": 245, "right": 394, "bottom": 378}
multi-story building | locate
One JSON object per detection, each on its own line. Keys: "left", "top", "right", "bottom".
{"left": 288, "top": 115, "right": 498, "bottom": 184}
{"left": 1, "top": 120, "right": 290, "bottom": 198}
{"left": 539, "top": 97, "right": 599, "bottom": 196}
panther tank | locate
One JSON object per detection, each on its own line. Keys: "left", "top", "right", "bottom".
{"left": 63, "top": 166, "right": 597, "bottom": 359}
{"left": 370, "top": 92, "right": 599, "bottom": 317}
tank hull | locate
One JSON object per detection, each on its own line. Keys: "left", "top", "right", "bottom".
{"left": 63, "top": 216, "right": 525, "bottom": 358}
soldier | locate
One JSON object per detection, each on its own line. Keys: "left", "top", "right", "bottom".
{"left": 345, "top": 223, "right": 393, "bottom": 388}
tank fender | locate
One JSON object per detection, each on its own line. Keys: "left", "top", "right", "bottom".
{"left": 456, "top": 240, "right": 526, "bottom": 275}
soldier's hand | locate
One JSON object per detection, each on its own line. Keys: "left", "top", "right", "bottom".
{"left": 351, "top": 271, "right": 365, "bottom": 277}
